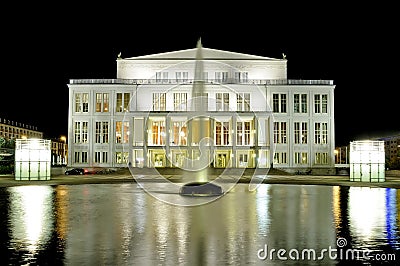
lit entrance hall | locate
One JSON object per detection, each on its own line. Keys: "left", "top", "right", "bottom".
{"left": 132, "top": 112, "right": 271, "bottom": 168}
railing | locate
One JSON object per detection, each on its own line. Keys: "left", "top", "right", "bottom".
{"left": 69, "top": 79, "right": 334, "bottom": 85}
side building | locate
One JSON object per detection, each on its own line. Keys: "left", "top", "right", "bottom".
{"left": 0, "top": 118, "right": 43, "bottom": 139}
{"left": 67, "top": 42, "right": 336, "bottom": 174}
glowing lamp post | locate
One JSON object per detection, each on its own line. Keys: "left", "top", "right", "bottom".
{"left": 14, "top": 139, "right": 51, "bottom": 180}
{"left": 349, "top": 140, "right": 385, "bottom": 182}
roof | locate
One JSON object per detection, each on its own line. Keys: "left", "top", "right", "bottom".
{"left": 122, "top": 46, "right": 280, "bottom": 61}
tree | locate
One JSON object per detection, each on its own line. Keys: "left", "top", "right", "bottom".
{"left": 0, "top": 137, "right": 15, "bottom": 174}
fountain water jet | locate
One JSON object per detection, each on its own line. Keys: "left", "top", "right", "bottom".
{"left": 179, "top": 39, "right": 223, "bottom": 196}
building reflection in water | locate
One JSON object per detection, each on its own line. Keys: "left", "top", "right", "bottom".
{"left": 3, "top": 183, "right": 400, "bottom": 264}
{"left": 8, "top": 186, "right": 53, "bottom": 258}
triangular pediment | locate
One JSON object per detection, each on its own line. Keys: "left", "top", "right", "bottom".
{"left": 123, "top": 47, "right": 279, "bottom": 61}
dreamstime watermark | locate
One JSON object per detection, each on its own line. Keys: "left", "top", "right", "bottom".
{"left": 257, "top": 238, "right": 396, "bottom": 262}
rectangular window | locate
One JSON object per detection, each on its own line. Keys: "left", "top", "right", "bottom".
{"left": 94, "top": 152, "right": 101, "bottom": 163}
{"left": 322, "top": 94, "right": 328, "bottom": 113}
{"left": 153, "top": 93, "right": 166, "bottom": 111}
{"left": 294, "top": 152, "right": 308, "bottom": 164}
{"left": 116, "top": 121, "right": 129, "bottom": 144}
{"left": 96, "top": 93, "right": 109, "bottom": 112}
{"left": 294, "top": 122, "right": 308, "bottom": 144}
{"left": 175, "top": 72, "right": 188, "bottom": 83}
{"left": 82, "top": 151, "right": 88, "bottom": 163}
{"left": 314, "top": 122, "right": 328, "bottom": 144}
{"left": 274, "top": 122, "right": 287, "bottom": 144}
{"left": 216, "top": 93, "right": 229, "bottom": 111}
{"left": 155, "top": 72, "right": 169, "bottom": 83}
{"left": 294, "top": 94, "right": 300, "bottom": 113}
{"left": 273, "top": 93, "right": 287, "bottom": 113}
{"left": 234, "top": 72, "right": 248, "bottom": 82}
{"left": 237, "top": 121, "right": 251, "bottom": 145}
{"left": 294, "top": 94, "right": 307, "bottom": 113}
{"left": 75, "top": 93, "right": 89, "bottom": 113}
{"left": 315, "top": 152, "right": 328, "bottom": 164}
{"left": 74, "top": 152, "right": 80, "bottom": 163}
{"left": 149, "top": 119, "right": 165, "bottom": 145}
{"left": 95, "top": 121, "right": 109, "bottom": 143}
{"left": 74, "top": 151, "right": 87, "bottom": 163}
{"left": 116, "top": 93, "right": 130, "bottom": 112}
{"left": 215, "top": 72, "right": 228, "bottom": 83}
{"left": 116, "top": 152, "right": 129, "bottom": 164}
{"left": 301, "top": 94, "right": 308, "bottom": 113}
{"left": 314, "top": 94, "right": 328, "bottom": 113}
{"left": 94, "top": 151, "right": 108, "bottom": 163}
{"left": 173, "top": 93, "right": 188, "bottom": 111}
{"left": 215, "top": 121, "right": 230, "bottom": 145}
{"left": 237, "top": 93, "right": 250, "bottom": 111}
{"left": 172, "top": 121, "right": 187, "bottom": 146}
{"left": 273, "top": 152, "right": 287, "bottom": 164}
{"left": 74, "top": 121, "right": 88, "bottom": 143}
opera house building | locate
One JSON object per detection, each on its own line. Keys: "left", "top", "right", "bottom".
{"left": 67, "top": 41, "right": 336, "bottom": 175}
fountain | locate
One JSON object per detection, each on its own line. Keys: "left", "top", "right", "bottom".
{"left": 179, "top": 39, "right": 224, "bottom": 196}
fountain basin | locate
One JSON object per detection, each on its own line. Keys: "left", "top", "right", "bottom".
{"left": 179, "top": 182, "right": 223, "bottom": 197}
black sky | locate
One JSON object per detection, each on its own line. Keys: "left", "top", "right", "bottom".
{"left": 1, "top": 3, "right": 398, "bottom": 146}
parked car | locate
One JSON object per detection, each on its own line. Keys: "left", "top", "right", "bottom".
{"left": 65, "top": 168, "right": 85, "bottom": 175}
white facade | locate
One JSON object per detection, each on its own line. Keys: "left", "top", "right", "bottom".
{"left": 67, "top": 43, "right": 336, "bottom": 174}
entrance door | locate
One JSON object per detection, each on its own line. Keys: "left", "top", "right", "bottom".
{"left": 215, "top": 152, "right": 230, "bottom": 168}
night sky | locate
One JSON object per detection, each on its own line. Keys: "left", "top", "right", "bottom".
{"left": 1, "top": 3, "right": 398, "bottom": 146}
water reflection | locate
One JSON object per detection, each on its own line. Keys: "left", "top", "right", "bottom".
{"left": 0, "top": 183, "right": 399, "bottom": 265}
{"left": 8, "top": 186, "right": 54, "bottom": 263}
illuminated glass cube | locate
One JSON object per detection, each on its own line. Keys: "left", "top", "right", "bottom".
{"left": 14, "top": 139, "right": 51, "bottom": 180}
{"left": 349, "top": 140, "right": 385, "bottom": 182}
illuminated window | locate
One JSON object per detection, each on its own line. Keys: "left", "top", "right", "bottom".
{"left": 294, "top": 152, "right": 308, "bottom": 164}
{"left": 215, "top": 121, "right": 230, "bottom": 145}
{"left": 116, "top": 93, "right": 130, "bottom": 112}
{"left": 116, "top": 152, "right": 129, "bottom": 164}
{"left": 116, "top": 121, "right": 129, "bottom": 144}
{"left": 173, "top": 93, "right": 188, "bottom": 111}
{"left": 152, "top": 93, "right": 166, "bottom": 111}
{"left": 314, "top": 122, "right": 328, "bottom": 144}
{"left": 96, "top": 93, "right": 109, "bottom": 112}
{"left": 274, "top": 122, "right": 287, "bottom": 144}
{"left": 149, "top": 119, "right": 165, "bottom": 145}
{"left": 75, "top": 93, "right": 89, "bottom": 113}
{"left": 237, "top": 121, "right": 251, "bottom": 145}
{"left": 273, "top": 93, "right": 287, "bottom": 113}
{"left": 95, "top": 121, "right": 109, "bottom": 143}
{"left": 294, "top": 122, "right": 308, "bottom": 144}
{"left": 315, "top": 152, "right": 328, "bottom": 164}
{"left": 237, "top": 93, "right": 250, "bottom": 111}
{"left": 74, "top": 121, "right": 88, "bottom": 143}
{"left": 172, "top": 121, "right": 187, "bottom": 146}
